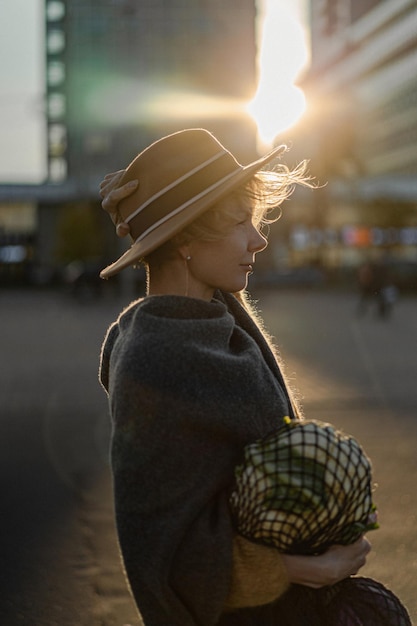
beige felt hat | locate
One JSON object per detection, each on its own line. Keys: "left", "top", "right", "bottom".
{"left": 100, "top": 128, "right": 286, "bottom": 278}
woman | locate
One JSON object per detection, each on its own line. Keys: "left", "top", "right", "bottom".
{"left": 98, "top": 129, "right": 370, "bottom": 626}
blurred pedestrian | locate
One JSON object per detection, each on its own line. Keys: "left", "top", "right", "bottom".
{"left": 357, "top": 256, "right": 396, "bottom": 319}
{"left": 97, "top": 129, "right": 406, "bottom": 626}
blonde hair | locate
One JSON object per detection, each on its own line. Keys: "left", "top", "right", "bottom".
{"left": 144, "top": 160, "right": 312, "bottom": 266}
{"left": 234, "top": 289, "right": 304, "bottom": 420}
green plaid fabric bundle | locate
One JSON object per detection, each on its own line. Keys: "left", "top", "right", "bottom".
{"left": 230, "top": 419, "right": 378, "bottom": 555}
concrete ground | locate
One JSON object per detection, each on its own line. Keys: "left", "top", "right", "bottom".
{"left": 1, "top": 287, "right": 416, "bottom": 624}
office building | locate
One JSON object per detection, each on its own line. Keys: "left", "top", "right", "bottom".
{"left": 0, "top": 0, "right": 259, "bottom": 284}
{"left": 45, "top": 0, "right": 258, "bottom": 193}
{"left": 308, "top": 0, "right": 417, "bottom": 193}
{"left": 276, "top": 0, "right": 417, "bottom": 279}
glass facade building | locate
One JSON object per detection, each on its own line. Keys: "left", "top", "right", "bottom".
{"left": 44, "top": 0, "right": 258, "bottom": 193}
{"left": 308, "top": 0, "right": 417, "bottom": 188}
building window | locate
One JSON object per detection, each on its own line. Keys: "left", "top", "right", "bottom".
{"left": 48, "top": 93, "right": 66, "bottom": 119}
{"left": 317, "top": 0, "right": 351, "bottom": 36}
{"left": 48, "top": 124, "right": 67, "bottom": 157}
{"left": 49, "top": 157, "right": 67, "bottom": 182}
{"left": 47, "top": 61, "right": 65, "bottom": 86}
{"left": 46, "top": 1, "right": 65, "bottom": 22}
{"left": 350, "top": 0, "right": 383, "bottom": 23}
{"left": 47, "top": 29, "right": 65, "bottom": 55}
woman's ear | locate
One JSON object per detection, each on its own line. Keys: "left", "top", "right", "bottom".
{"left": 178, "top": 244, "right": 191, "bottom": 262}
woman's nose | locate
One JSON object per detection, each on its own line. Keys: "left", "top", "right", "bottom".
{"left": 250, "top": 226, "right": 268, "bottom": 253}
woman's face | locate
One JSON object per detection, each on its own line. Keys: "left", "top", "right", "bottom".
{"left": 186, "top": 197, "right": 268, "bottom": 300}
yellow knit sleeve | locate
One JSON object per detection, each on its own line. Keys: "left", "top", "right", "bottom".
{"left": 224, "top": 534, "right": 290, "bottom": 610}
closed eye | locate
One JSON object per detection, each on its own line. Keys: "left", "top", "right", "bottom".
{"left": 236, "top": 212, "right": 252, "bottom": 226}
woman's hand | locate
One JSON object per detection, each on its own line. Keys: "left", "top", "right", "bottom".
{"left": 99, "top": 170, "right": 138, "bottom": 237}
{"left": 282, "top": 536, "right": 371, "bottom": 588}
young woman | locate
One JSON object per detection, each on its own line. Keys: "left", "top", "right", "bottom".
{"left": 98, "top": 129, "right": 371, "bottom": 626}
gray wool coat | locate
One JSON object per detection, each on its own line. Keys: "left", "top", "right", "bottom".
{"left": 99, "top": 290, "right": 296, "bottom": 626}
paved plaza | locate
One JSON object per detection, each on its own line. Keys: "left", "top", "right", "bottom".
{"left": 1, "top": 287, "right": 416, "bottom": 624}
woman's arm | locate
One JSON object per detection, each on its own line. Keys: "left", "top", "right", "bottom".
{"left": 224, "top": 535, "right": 371, "bottom": 610}
{"left": 282, "top": 537, "right": 371, "bottom": 588}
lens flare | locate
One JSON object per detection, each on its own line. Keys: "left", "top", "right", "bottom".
{"left": 247, "top": 0, "right": 309, "bottom": 147}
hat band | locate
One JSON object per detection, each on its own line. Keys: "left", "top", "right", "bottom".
{"left": 125, "top": 150, "right": 227, "bottom": 225}
{"left": 134, "top": 166, "right": 243, "bottom": 245}
{"left": 129, "top": 150, "right": 242, "bottom": 243}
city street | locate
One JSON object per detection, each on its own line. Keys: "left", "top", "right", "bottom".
{"left": 259, "top": 286, "right": 417, "bottom": 620}
{"left": 1, "top": 287, "right": 416, "bottom": 624}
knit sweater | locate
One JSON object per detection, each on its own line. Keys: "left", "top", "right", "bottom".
{"left": 99, "top": 291, "right": 296, "bottom": 626}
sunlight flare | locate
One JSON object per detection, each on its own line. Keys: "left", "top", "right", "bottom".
{"left": 248, "top": 0, "right": 309, "bottom": 148}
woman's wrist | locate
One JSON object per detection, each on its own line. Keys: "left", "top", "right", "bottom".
{"left": 281, "top": 553, "right": 332, "bottom": 588}
{"left": 281, "top": 538, "right": 371, "bottom": 589}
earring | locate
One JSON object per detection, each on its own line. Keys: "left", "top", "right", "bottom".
{"left": 184, "top": 256, "right": 191, "bottom": 296}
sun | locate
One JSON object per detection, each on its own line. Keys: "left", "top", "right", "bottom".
{"left": 247, "top": 0, "right": 309, "bottom": 149}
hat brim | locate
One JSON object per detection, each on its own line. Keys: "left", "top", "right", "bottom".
{"left": 100, "top": 143, "right": 286, "bottom": 279}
